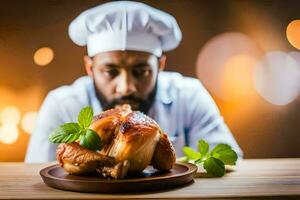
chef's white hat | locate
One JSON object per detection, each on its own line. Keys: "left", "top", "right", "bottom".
{"left": 68, "top": 1, "right": 182, "bottom": 57}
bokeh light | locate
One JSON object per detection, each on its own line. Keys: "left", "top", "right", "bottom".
{"left": 254, "top": 51, "right": 300, "bottom": 106}
{"left": 21, "top": 112, "right": 38, "bottom": 134}
{"left": 33, "top": 47, "right": 54, "bottom": 66}
{"left": 196, "top": 32, "right": 262, "bottom": 101}
{"left": 286, "top": 20, "right": 300, "bottom": 50}
{"left": 222, "top": 55, "right": 257, "bottom": 101}
{"left": 0, "top": 106, "right": 21, "bottom": 125}
{"left": 0, "top": 125, "right": 19, "bottom": 144}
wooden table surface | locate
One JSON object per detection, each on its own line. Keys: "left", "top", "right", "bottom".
{"left": 0, "top": 159, "right": 299, "bottom": 200}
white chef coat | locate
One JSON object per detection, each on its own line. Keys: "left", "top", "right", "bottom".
{"left": 25, "top": 71, "right": 243, "bottom": 163}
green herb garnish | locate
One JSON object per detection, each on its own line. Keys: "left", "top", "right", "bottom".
{"left": 182, "top": 140, "right": 238, "bottom": 177}
{"left": 49, "top": 106, "right": 102, "bottom": 151}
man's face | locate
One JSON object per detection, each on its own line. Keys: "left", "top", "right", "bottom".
{"left": 84, "top": 51, "right": 165, "bottom": 113}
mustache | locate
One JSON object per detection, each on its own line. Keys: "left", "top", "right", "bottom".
{"left": 94, "top": 79, "right": 158, "bottom": 113}
{"left": 111, "top": 95, "right": 144, "bottom": 106}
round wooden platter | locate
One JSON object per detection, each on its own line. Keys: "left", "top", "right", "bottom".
{"left": 40, "top": 162, "right": 197, "bottom": 193}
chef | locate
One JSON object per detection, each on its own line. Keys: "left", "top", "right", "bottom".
{"left": 25, "top": 1, "right": 242, "bottom": 163}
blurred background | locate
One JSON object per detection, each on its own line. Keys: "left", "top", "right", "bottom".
{"left": 0, "top": 0, "right": 299, "bottom": 161}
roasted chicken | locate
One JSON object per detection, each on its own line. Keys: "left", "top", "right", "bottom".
{"left": 57, "top": 104, "right": 176, "bottom": 179}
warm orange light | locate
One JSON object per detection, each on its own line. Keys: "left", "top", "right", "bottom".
{"left": 33, "top": 47, "right": 54, "bottom": 66}
{"left": 21, "top": 111, "right": 38, "bottom": 134}
{"left": 0, "top": 124, "right": 19, "bottom": 144}
{"left": 196, "top": 32, "right": 262, "bottom": 101}
{"left": 222, "top": 55, "right": 256, "bottom": 101}
{"left": 0, "top": 106, "right": 21, "bottom": 125}
{"left": 286, "top": 20, "right": 300, "bottom": 50}
{"left": 254, "top": 51, "right": 300, "bottom": 106}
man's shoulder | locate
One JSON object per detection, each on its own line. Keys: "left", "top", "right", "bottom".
{"left": 47, "top": 76, "right": 92, "bottom": 103}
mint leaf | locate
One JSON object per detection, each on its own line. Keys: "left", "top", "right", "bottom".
{"left": 198, "top": 139, "right": 209, "bottom": 156}
{"left": 49, "top": 123, "right": 81, "bottom": 143}
{"left": 60, "top": 123, "right": 81, "bottom": 133}
{"left": 211, "top": 144, "right": 238, "bottom": 165}
{"left": 78, "top": 106, "right": 93, "bottom": 129}
{"left": 48, "top": 107, "right": 103, "bottom": 152}
{"left": 195, "top": 157, "right": 205, "bottom": 164}
{"left": 79, "top": 129, "right": 102, "bottom": 151}
{"left": 183, "top": 147, "right": 201, "bottom": 160}
{"left": 203, "top": 156, "right": 225, "bottom": 177}
{"left": 182, "top": 139, "right": 239, "bottom": 177}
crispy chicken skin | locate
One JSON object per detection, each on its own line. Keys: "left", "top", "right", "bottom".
{"left": 56, "top": 143, "right": 129, "bottom": 179}
{"left": 151, "top": 132, "right": 176, "bottom": 171}
{"left": 56, "top": 104, "right": 176, "bottom": 179}
{"left": 105, "top": 111, "right": 161, "bottom": 173}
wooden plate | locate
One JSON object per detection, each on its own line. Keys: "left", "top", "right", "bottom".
{"left": 40, "top": 162, "right": 197, "bottom": 193}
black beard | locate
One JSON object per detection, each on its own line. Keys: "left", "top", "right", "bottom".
{"left": 94, "top": 81, "right": 158, "bottom": 114}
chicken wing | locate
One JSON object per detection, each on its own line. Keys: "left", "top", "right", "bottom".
{"left": 151, "top": 132, "right": 176, "bottom": 171}
{"left": 56, "top": 142, "right": 129, "bottom": 179}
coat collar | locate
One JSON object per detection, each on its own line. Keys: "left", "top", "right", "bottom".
{"left": 156, "top": 73, "right": 174, "bottom": 105}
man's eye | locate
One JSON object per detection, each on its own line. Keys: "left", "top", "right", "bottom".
{"left": 132, "top": 68, "right": 151, "bottom": 77}
{"left": 103, "top": 69, "right": 119, "bottom": 77}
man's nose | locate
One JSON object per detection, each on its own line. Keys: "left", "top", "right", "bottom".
{"left": 115, "top": 71, "right": 137, "bottom": 96}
